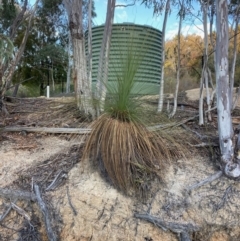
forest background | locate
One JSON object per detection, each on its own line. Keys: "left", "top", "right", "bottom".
{"left": 2, "top": 0, "right": 240, "bottom": 98}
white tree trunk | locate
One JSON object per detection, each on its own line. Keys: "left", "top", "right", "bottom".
{"left": 216, "top": 0, "right": 240, "bottom": 177}
{"left": 199, "top": 0, "right": 211, "bottom": 125}
{"left": 169, "top": 0, "right": 183, "bottom": 118}
{"left": 157, "top": 0, "right": 171, "bottom": 112}
{"left": 87, "top": 0, "right": 92, "bottom": 89}
{"left": 63, "top": 0, "right": 94, "bottom": 116}
{"left": 66, "top": 31, "right": 72, "bottom": 94}
{"left": 95, "top": 0, "right": 116, "bottom": 116}
{"left": 229, "top": 14, "right": 239, "bottom": 110}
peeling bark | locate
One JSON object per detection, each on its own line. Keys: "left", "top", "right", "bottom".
{"left": 63, "top": 0, "right": 94, "bottom": 116}
{"left": 215, "top": 0, "right": 240, "bottom": 178}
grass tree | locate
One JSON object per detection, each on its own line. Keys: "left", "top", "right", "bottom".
{"left": 83, "top": 40, "right": 187, "bottom": 196}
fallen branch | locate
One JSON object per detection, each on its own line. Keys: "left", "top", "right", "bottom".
{"left": 215, "top": 185, "right": 232, "bottom": 211}
{"left": 186, "top": 171, "right": 223, "bottom": 192}
{"left": 181, "top": 124, "right": 208, "bottom": 140}
{"left": 66, "top": 186, "right": 77, "bottom": 216}
{"left": 0, "top": 204, "right": 12, "bottom": 223}
{"left": 3, "top": 126, "right": 91, "bottom": 134}
{"left": 187, "top": 142, "right": 219, "bottom": 147}
{"left": 34, "top": 184, "right": 57, "bottom": 241}
{"left": 135, "top": 213, "right": 198, "bottom": 241}
{"left": 148, "top": 116, "right": 197, "bottom": 131}
{"left": 3, "top": 118, "right": 197, "bottom": 135}
{"left": 45, "top": 171, "right": 67, "bottom": 191}
{"left": 11, "top": 202, "right": 31, "bottom": 221}
{"left": 0, "top": 188, "right": 36, "bottom": 201}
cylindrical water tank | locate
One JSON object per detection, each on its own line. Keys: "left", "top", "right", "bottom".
{"left": 85, "top": 23, "right": 162, "bottom": 94}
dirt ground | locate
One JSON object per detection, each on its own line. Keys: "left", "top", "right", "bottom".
{"left": 1, "top": 90, "right": 240, "bottom": 241}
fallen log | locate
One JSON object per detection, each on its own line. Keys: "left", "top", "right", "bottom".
{"left": 3, "top": 120, "right": 193, "bottom": 134}
{"left": 0, "top": 188, "right": 37, "bottom": 201}
{"left": 34, "top": 184, "right": 57, "bottom": 241}
{"left": 3, "top": 126, "right": 91, "bottom": 134}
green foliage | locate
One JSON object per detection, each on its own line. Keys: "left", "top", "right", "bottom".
{"left": 104, "top": 42, "right": 145, "bottom": 122}
{"left": 0, "top": 0, "right": 17, "bottom": 33}
{"left": 0, "top": 34, "right": 14, "bottom": 65}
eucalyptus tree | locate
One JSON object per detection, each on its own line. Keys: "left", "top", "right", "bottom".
{"left": 229, "top": 0, "right": 240, "bottom": 109}
{"left": 142, "top": 0, "right": 172, "bottom": 113}
{"left": 87, "top": 0, "right": 93, "bottom": 92}
{"left": 196, "top": 0, "right": 215, "bottom": 125}
{"left": 215, "top": 0, "right": 240, "bottom": 178}
{"left": 63, "top": 0, "right": 94, "bottom": 116}
{"left": 169, "top": 0, "right": 185, "bottom": 117}
{"left": 95, "top": 0, "right": 116, "bottom": 116}
{"left": 0, "top": 0, "right": 39, "bottom": 114}
{"left": 8, "top": 0, "right": 69, "bottom": 97}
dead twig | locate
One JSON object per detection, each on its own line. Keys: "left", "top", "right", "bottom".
{"left": 45, "top": 171, "right": 67, "bottom": 191}
{"left": 66, "top": 186, "right": 77, "bottom": 216}
{"left": 0, "top": 188, "right": 36, "bottom": 201}
{"left": 0, "top": 204, "right": 12, "bottom": 223}
{"left": 186, "top": 171, "right": 223, "bottom": 192}
{"left": 34, "top": 184, "right": 57, "bottom": 241}
{"left": 181, "top": 124, "right": 208, "bottom": 140}
{"left": 148, "top": 116, "right": 197, "bottom": 131}
{"left": 187, "top": 142, "right": 219, "bottom": 147}
{"left": 135, "top": 213, "right": 198, "bottom": 241}
{"left": 11, "top": 202, "right": 31, "bottom": 221}
{"left": 214, "top": 185, "right": 233, "bottom": 211}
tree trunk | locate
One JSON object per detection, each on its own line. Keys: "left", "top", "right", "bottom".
{"left": 63, "top": 0, "right": 94, "bottom": 116}
{"left": 169, "top": 0, "right": 183, "bottom": 118}
{"left": 229, "top": 12, "right": 239, "bottom": 110}
{"left": 0, "top": 0, "right": 39, "bottom": 113}
{"left": 87, "top": 0, "right": 92, "bottom": 89}
{"left": 199, "top": 0, "right": 211, "bottom": 125}
{"left": 95, "top": 0, "right": 116, "bottom": 116}
{"left": 66, "top": 32, "right": 72, "bottom": 94}
{"left": 216, "top": 0, "right": 240, "bottom": 178}
{"left": 157, "top": 0, "right": 171, "bottom": 112}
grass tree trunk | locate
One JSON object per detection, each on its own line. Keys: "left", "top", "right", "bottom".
{"left": 95, "top": 0, "right": 116, "bottom": 116}
{"left": 63, "top": 0, "right": 94, "bottom": 116}
{"left": 216, "top": 0, "right": 240, "bottom": 178}
{"left": 157, "top": 0, "right": 171, "bottom": 112}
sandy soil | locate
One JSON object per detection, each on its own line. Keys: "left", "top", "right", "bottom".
{"left": 0, "top": 92, "right": 240, "bottom": 241}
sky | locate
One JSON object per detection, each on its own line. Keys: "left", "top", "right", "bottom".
{"left": 93, "top": 0, "right": 207, "bottom": 40}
